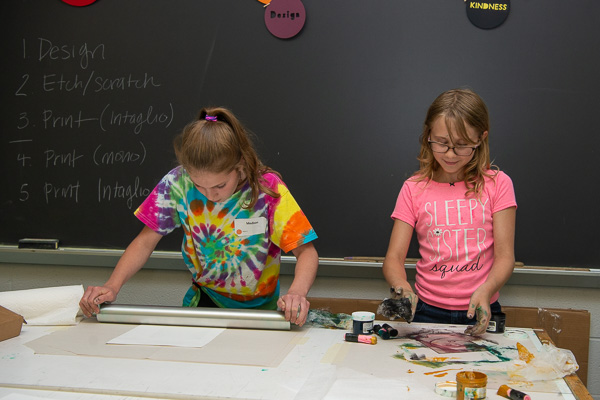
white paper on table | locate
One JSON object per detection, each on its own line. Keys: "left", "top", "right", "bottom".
{"left": 107, "top": 324, "right": 224, "bottom": 348}
{"left": 1, "top": 395, "right": 51, "bottom": 400}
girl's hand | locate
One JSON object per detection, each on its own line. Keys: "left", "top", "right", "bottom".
{"left": 391, "top": 287, "right": 419, "bottom": 322}
{"left": 464, "top": 287, "right": 492, "bottom": 335}
{"left": 79, "top": 285, "right": 117, "bottom": 317}
{"left": 278, "top": 292, "right": 310, "bottom": 327}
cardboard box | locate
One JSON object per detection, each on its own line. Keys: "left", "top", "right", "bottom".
{"left": 503, "top": 306, "right": 590, "bottom": 386}
{"left": 308, "top": 298, "right": 590, "bottom": 386}
{"left": 0, "top": 305, "right": 25, "bottom": 342}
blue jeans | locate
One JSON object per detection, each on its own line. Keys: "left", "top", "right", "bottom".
{"left": 412, "top": 300, "right": 502, "bottom": 326}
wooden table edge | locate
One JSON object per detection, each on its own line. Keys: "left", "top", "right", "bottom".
{"left": 533, "top": 329, "right": 592, "bottom": 400}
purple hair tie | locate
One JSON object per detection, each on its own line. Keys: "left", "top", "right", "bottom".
{"left": 205, "top": 115, "right": 217, "bottom": 122}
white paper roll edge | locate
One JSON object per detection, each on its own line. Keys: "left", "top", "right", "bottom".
{"left": 0, "top": 285, "right": 83, "bottom": 325}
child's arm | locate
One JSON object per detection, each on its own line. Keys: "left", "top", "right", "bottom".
{"left": 466, "top": 206, "right": 517, "bottom": 335}
{"left": 79, "top": 226, "right": 163, "bottom": 317}
{"left": 382, "top": 219, "right": 418, "bottom": 319}
{"left": 278, "top": 242, "right": 318, "bottom": 326}
{"left": 383, "top": 219, "right": 414, "bottom": 291}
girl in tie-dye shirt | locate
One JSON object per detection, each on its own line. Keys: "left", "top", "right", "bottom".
{"left": 79, "top": 107, "right": 318, "bottom": 326}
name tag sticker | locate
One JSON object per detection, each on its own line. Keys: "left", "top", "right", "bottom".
{"left": 234, "top": 217, "right": 267, "bottom": 237}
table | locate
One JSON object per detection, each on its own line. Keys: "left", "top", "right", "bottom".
{"left": 0, "top": 319, "right": 591, "bottom": 400}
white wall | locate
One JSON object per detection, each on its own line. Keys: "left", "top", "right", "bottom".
{"left": 1, "top": 262, "right": 598, "bottom": 399}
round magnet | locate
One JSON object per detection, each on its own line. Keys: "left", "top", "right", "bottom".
{"left": 62, "top": 0, "right": 97, "bottom": 6}
{"left": 466, "top": 0, "right": 510, "bottom": 30}
{"left": 264, "top": 0, "right": 306, "bottom": 39}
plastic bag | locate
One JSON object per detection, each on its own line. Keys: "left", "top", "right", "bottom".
{"left": 507, "top": 342, "right": 579, "bottom": 381}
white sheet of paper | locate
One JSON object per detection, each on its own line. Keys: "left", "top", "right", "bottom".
{"left": 107, "top": 325, "right": 224, "bottom": 348}
{"left": 1, "top": 395, "right": 50, "bottom": 400}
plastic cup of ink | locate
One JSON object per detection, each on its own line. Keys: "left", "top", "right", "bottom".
{"left": 434, "top": 381, "right": 457, "bottom": 398}
{"left": 486, "top": 311, "right": 506, "bottom": 334}
{"left": 352, "top": 311, "right": 375, "bottom": 334}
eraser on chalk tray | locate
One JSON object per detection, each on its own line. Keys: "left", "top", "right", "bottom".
{"left": 18, "top": 238, "right": 59, "bottom": 250}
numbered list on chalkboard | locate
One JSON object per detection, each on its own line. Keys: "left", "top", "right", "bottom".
{"left": 3, "top": 37, "right": 178, "bottom": 247}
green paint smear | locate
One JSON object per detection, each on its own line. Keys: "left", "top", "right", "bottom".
{"left": 307, "top": 309, "right": 352, "bottom": 330}
{"left": 398, "top": 343, "right": 425, "bottom": 350}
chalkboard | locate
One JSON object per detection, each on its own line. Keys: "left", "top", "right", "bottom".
{"left": 1, "top": 0, "right": 599, "bottom": 269}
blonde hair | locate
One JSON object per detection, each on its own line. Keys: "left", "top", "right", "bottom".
{"left": 415, "top": 88, "right": 496, "bottom": 196}
{"left": 173, "top": 107, "right": 280, "bottom": 207}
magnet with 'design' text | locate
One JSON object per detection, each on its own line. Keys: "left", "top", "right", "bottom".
{"left": 264, "top": 0, "right": 306, "bottom": 39}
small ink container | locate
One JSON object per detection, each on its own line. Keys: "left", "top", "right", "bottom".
{"left": 456, "top": 371, "right": 487, "bottom": 400}
{"left": 382, "top": 323, "right": 398, "bottom": 337}
{"left": 486, "top": 312, "right": 506, "bottom": 334}
{"left": 352, "top": 311, "right": 375, "bottom": 334}
{"left": 434, "top": 381, "right": 457, "bottom": 398}
{"left": 377, "top": 326, "right": 391, "bottom": 340}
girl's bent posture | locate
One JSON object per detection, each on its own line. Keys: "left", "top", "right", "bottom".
{"left": 80, "top": 107, "right": 318, "bottom": 326}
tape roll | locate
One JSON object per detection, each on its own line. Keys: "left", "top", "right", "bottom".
{"left": 503, "top": 329, "right": 529, "bottom": 340}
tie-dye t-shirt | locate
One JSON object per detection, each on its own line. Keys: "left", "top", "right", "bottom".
{"left": 391, "top": 170, "right": 516, "bottom": 310}
{"left": 135, "top": 166, "right": 317, "bottom": 309}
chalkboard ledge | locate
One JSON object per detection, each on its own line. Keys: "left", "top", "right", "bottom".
{"left": 0, "top": 246, "right": 598, "bottom": 289}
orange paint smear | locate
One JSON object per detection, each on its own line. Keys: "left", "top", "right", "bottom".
{"left": 508, "top": 380, "right": 534, "bottom": 388}
{"left": 424, "top": 368, "right": 462, "bottom": 375}
{"left": 517, "top": 342, "right": 535, "bottom": 363}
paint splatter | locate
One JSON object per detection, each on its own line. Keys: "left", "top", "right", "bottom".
{"left": 424, "top": 368, "right": 462, "bottom": 376}
{"left": 393, "top": 329, "right": 514, "bottom": 368}
{"left": 306, "top": 309, "right": 352, "bottom": 330}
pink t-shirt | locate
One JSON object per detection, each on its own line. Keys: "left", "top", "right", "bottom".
{"left": 391, "top": 171, "right": 517, "bottom": 310}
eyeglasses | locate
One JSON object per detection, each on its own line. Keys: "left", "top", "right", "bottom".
{"left": 428, "top": 139, "right": 480, "bottom": 156}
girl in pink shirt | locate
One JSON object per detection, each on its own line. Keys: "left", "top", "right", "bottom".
{"left": 382, "top": 89, "right": 517, "bottom": 335}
